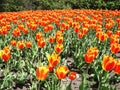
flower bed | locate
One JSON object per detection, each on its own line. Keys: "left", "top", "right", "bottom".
{"left": 0, "top": 10, "right": 120, "bottom": 90}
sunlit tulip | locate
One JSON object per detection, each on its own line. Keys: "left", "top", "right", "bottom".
{"left": 1, "top": 46, "right": 11, "bottom": 62}
{"left": 54, "top": 44, "right": 63, "bottom": 53}
{"left": 56, "top": 36, "right": 63, "bottom": 44}
{"left": 36, "top": 66, "right": 49, "bottom": 80}
{"left": 56, "top": 66, "right": 69, "bottom": 79}
{"left": 17, "top": 41, "right": 25, "bottom": 50}
{"left": 47, "top": 53, "right": 60, "bottom": 67}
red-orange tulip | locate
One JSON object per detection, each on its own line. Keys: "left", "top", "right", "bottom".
{"left": 114, "top": 60, "right": 120, "bottom": 74}
{"left": 12, "top": 28, "right": 21, "bottom": 37}
{"left": 26, "top": 41, "right": 32, "bottom": 48}
{"left": 36, "top": 32, "right": 43, "bottom": 41}
{"left": 110, "top": 43, "right": 120, "bottom": 54}
{"left": 69, "top": 72, "right": 77, "bottom": 80}
{"left": 11, "top": 40, "right": 16, "bottom": 47}
{"left": 84, "top": 47, "right": 99, "bottom": 63}
{"left": 37, "top": 38, "right": 46, "bottom": 48}
{"left": 49, "top": 36, "right": 55, "bottom": 43}
{"left": 102, "top": 56, "right": 116, "bottom": 71}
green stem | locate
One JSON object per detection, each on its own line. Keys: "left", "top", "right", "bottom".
{"left": 38, "top": 81, "right": 41, "bottom": 90}
{"left": 5, "top": 62, "right": 9, "bottom": 75}
{"left": 98, "top": 82, "right": 101, "bottom": 90}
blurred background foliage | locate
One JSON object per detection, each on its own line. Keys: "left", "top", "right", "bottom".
{"left": 0, "top": 0, "right": 119, "bottom": 12}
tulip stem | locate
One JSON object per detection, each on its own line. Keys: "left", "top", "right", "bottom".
{"left": 38, "top": 81, "right": 41, "bottom": 90}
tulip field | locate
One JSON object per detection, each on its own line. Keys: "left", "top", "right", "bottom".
{"left": 0, "top": 10, "right": 120, "bottom": 90}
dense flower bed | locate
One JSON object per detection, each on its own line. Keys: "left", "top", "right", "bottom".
{"left": 0, "top": 10, "right": 120, "bottom": 90}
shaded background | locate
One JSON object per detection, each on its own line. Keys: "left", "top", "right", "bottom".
{"left": 0, "top": 0, "right": 120, "bottom": 12}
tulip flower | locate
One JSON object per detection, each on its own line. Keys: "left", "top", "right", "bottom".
{"left": 114, "top": 60, "right": 120, "bottom": 74}
{"left": 17, "top": 41, "right": 25, "bottom": 50}
{"left": 11, "top": 40, "right": 16, "bottom": 47}
{"left": 26, "top": 41, "right": 32, "bottom": 48}
{"left": 102, "top": 56, "right": 116, "bottom": 71}
{"left": 36, "top": 66, "right": 49, "bottom": 80}
{"left": 1, "top": 46, "right": 11, "bottom": 62}
{"left": 84, "top": 47, "right": 99, "bottom": 63}
{"left": 69, "top": 72, "right": 77, "bottom": 80}
{"left": 54, "top": 44, "right": 63, "bottom": 53}
{"left": 49, "top": 36, "right": 55, "bottom": 43}
{"left": 47, "top": 53, "right": 60, "bottom": 67}
{"left": 56, "top": 66, "right": 69, "bottom": 79}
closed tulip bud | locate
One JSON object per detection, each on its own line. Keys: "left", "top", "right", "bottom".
{"left": 69, "top": 72, "right": 77, "bottom": 80}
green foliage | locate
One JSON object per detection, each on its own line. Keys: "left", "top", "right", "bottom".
{"left": 0, "top": 0, "right": 119, "bottom": 11}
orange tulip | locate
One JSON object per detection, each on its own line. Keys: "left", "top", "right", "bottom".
{"left": 18, "top": 24, "right": 24, "bottom": 30}
{"left": 44, "top": 26, "right": 49, "bottom": 32}
{"left": 56, "top": 31, "right": 62, "bottom": 38}
{"left": 116, "top": 30, "right": 120, "bottom": 36}
{"left": 74, "top": 25, "right": 80, "bottom": 33}
{"left": 30, "top": 23, "right": 37, "bottom": 31}
{"left": 107, "top": 30, "right": 113, "bottom": 37}
{"left": 56, "top": 36, "right": 63, "bottom": 44}
{"left": 114, "top": 60, "right": 120, "bottom": 74}
{"left": 1, "top": 26, "right": 8, "bottom": 35}
{"left": 36, "top": 32, "right": 43, "bottom": 41}
{"left": 48, "top": 24, "right": 53, "bottom": 31}
{"left": 49, "top": 36, "right": 55, "bottom": 43}
{"left": 26, "top": 41, "right": 32, "bottom": 48}
{"left": 56, "top": 66, "right": 69, "bottom": 79}
{"left": 12, "top": 28, "right": 21, "bottom": 37}
{"left": 110, "top": 34, "right": 119, "bottom": 45}
{"left": 96, "top": 31, "right": 108, "bottom": 41}
{"left": 48, "top": 63, "right": 54, "bottom": 72}
{"left": 37, "top": 38, "right": 46, "bottom": 48}
{"left": 84, "top": 47, "right": 99, "bottom": 63}
{"left": 102, "top": 56, "right": 116, "bottom": 71}
{"left": 23, "top": 28, "right": 28, "bottom": 34}
{"left": 84, "top": 54, "right": 95, "bottom": 63}
{"left": 36, "top": 66, "right": 49, "bottom": 80}
{"left": 81, "top": 27, "right": 88, "bottom": 35}
{"left": 110, "top": 43, "right": 120, "bottom": 54}
{"left": 17, "top": 41, "right": 25, "bottom": 50}
{"left": 54, "top": 44, "right": 63, "bottom": 53}
{"left": 1, "top": 46, "right": 11, "bottom": 62}
{"left": 11, "top": 40, "right": 16, "bottom": 47}
{"left": 77, "top": 32, "right": 83, "bottom": 39}
{"left": 47, "top": 53, "right": 60, "bottom": 67}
